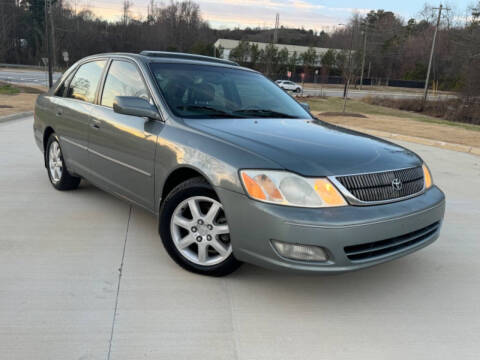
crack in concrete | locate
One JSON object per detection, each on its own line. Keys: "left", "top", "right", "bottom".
{"left": 223, "top": 279, "right": 240, "bottom": 360}
{"left": 106, "top": 205, "right": 132, "bottom": 360}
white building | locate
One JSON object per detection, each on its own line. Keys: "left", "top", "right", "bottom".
{"left": 213, "top": 38, "right": 338, "bottom": 66}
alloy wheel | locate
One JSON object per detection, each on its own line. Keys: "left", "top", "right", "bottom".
{"left": 170, "top": 196, "right": 232, "bottom": 266}
{"left": 48, "top": 141, "right": 63, "bottom": 184}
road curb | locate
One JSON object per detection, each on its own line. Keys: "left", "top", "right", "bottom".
{"left": 0, "top": 111, "right": 33, "bottom": 124}
{"left": 342, "top": 125, "right": 480, "bottom": 157}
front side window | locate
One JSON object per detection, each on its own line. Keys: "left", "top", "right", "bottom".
{"left": 101, "top": 60, "right": 149, "bottom": 108}
{"left": 149, "top": 63, "right": 311, "bottom": 119}
{"left": 54, "top": 71, "right": 74, "bottom": 97}
{"left": 67, "top": 60, "right": 106, "bottom": 103}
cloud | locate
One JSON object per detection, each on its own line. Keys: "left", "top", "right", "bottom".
{"left": 197, "top": 0, "right": 353, "bottom": 30}
{"left": 77, "top": 0, "right": 370, "bottom": 30}
{"left": 327, "top": 7, "right": 371, "bottom": 15}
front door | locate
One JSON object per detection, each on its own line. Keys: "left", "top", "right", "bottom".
{"left": 55, "top": 60, "right": 107, "bottom": 175}
{"left": 88, "top": 59, "right": 163, "bottom": 211}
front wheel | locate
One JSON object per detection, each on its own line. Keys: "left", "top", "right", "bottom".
{"left": 295, "top": 87, "right": 302, "bottom": 93}
{"left": 159, "top": 177, "right": 241, "bottom": 276}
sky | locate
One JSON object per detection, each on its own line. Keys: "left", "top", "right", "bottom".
{"left": 76, "top": 0, "right": 476, "bottom": 31}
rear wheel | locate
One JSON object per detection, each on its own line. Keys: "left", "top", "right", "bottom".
{"left": 159, "top": 177, "right": 241, "bottom": 276}
{"left": 295, "top": 87, "right": 302, "bottom": 93}
{"left": 46, "top": 134, "right": 81, "bottom": 190}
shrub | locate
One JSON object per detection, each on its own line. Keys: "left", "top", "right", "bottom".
{"left": 362, "top": 97, "right": 480, "bottom": 125}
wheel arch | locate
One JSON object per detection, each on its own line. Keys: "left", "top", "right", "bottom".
{"left": 43, "top": 126, "right": 56, "bottom": 167}
{"left": 159, "top": 165, "right": 216, "bottom": 210}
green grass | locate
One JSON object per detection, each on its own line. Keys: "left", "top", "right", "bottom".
{"left": 0, "top": 84, "right": 20, "bottom": 95}
{"left": 306, "top": 97, "right": 480, "bottom": 132}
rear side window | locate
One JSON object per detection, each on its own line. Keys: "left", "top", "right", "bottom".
{"left": 67, "top": 60, "right": 106, "bottom": 103}
{"left": 101, "top": 60, "right": 149, "bottom": 108}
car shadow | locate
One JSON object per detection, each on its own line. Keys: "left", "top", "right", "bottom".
{"left": 77, "top": 180, "right": 439, "bottom": 304}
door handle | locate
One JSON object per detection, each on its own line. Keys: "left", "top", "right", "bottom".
{"left": 90, "top": 118, "right": 101, "bottom": 129}
{"left": 56, "top": 109, "right": 63, "bottom": 116}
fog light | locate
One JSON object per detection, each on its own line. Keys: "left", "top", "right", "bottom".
{"left": 271, "top": 240, "right": 328, "bottom": 262}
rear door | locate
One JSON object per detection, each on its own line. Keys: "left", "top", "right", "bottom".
{"left": 54, "top": 60, "right": 107, "bottom": 175}
{"left": 88, "top": 59, "right": 163, "bottom": 210}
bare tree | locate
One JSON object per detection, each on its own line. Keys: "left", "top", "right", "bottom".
{"left": 122, "top": 0, "right": 132, "bottom": 26}
{"left": 0, "top": 0, "right": 14, "bottom": 61}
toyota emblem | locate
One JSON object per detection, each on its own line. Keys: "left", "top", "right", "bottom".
{"left": 392, "top": 178, "right": 403, "bottom": 191}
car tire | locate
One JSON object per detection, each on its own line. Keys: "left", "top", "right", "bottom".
{"left": 46, "top": 134, "right": 81, "bottom": 190}
{"left": 159, "top": 177, "right": 242, "bottom": 276}
{"left": 295, "top": 87, "right": 302, "bottom": 93}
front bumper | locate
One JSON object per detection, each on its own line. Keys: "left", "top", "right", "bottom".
{"left": 217, "top": 186, "right": 445, "bottom": 273}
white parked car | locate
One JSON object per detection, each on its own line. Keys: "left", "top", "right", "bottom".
{"left": 275, "top": 80, "right": 303, "bottom": 93}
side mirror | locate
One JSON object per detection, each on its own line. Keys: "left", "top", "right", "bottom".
{"left": 299, "top": 102, "right": 310, "bottom": 112}
{"left": 113, "top": 96, "right": 161, "bottom": 120}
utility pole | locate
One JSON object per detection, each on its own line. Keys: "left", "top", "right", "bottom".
{"left": 359, "top": 27, "right": 368, "bottom": 90}
{"left": 44, "top": 0, "right": 53, "bottom": 88}
{"left": 50, "top": 0, "right": 56, "bottom": 71}
{"left": 423, "top": 4, "right": 448, "bottom": 105}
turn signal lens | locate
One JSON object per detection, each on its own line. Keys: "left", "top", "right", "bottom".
{"left": 240, "top": 170, "right": 347, "bottom": 208}
{"left": 241, "top": 172, "right": 267, "bottom": 201}
{"left": 314, "top": 179, "right": 347, "bottom": 206}
{"left": 422, "top": 164, "right": 433, "bottom": 189}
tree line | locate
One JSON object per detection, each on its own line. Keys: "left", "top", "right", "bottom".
{"left": 228, "top": 6, "right": 480, "bottom": 98}
{"left": 1, "top": 1, "right": 480, "bottom": 97}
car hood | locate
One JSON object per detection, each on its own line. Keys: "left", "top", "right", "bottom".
{"left": 185, "top": 118, "right": 422, "bottom": 176}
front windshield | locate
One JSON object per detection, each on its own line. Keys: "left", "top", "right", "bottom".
{"left": 149, "top": 63, "right": 311, "bottom": 119}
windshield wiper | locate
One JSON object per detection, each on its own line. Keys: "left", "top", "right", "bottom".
{"left": 177, "top": 105, "right": 244, "bottom": 118}
{"left": 233, "top": 109, "right": 298, "bottom": 118}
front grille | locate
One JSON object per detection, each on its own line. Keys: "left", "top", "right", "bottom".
{"left": 344, "top": 221, "right": 440, "bottom": 262}
{"left": 336, "top": 166, "right": 424, "bottom": 203}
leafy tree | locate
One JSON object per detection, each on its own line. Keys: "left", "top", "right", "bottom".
{"left": 320, "top": 49, "right": 336, "bottom": 80}
{"left": 277, "top": 47, "right": 289, "bottom": 77}
{"left": 261, "top": 42, "right": 278, "bottom": 76}
{"left": 229, "top": 40, "right": 250, "bottom": 65}
{"left": 249, "top": 43, "right": 261, "bottom": 69}
{"left": 300, "top": 46, "right": 316, "bottom": 80}
{"left": 288, "top": 51, "right": 298, "bottom": 73}
{"left": 301, "top": 47, "right": 316, "bottom": 68}
{"left": 321, "top": 49, "right": 336, "bottom": 69}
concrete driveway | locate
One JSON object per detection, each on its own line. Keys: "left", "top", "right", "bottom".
{"left": 1, "top": 116, "right": 479, "bottom": 360}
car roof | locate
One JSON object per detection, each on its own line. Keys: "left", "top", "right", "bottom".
{"left": 78, "top": 51, "right": 254, "bottom": 72}
{"left": 140, "top": 51, "right": 239, "bottom": 66}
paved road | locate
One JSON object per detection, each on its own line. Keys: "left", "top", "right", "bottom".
{"left": 1, "top": 116, "right": 479, "bottom": 360}
{"left": 0, "top": 68, "right": 61, "bottom": 87}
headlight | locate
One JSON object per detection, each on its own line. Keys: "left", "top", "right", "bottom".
{"left": 422, "top": 163, "right": 433, "bottom": 189}
{"left": 240, "top": 170, "right": 347, "bottom": 208}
